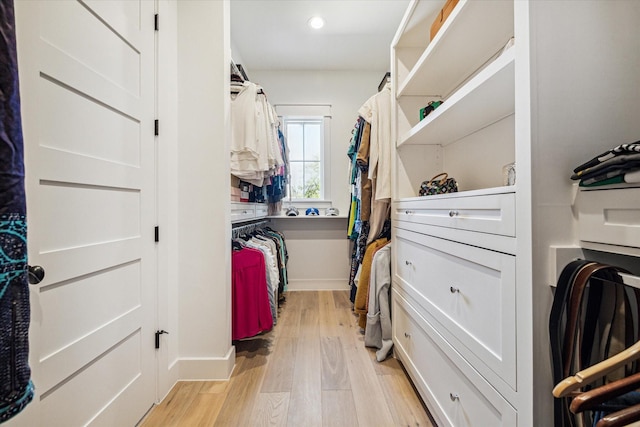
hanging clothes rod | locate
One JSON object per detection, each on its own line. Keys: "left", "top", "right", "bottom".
{"left": 231, "top": 219, "right": 270, "bottom": 238}
{"left": 378, "top": 72, "right": 390, "bottom": 92}
{"left": 236, "top": 64, "right": 250, "bottom": 82}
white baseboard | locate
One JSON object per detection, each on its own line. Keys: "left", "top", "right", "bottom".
{"left": 286, "top": 279, "right": 349, "bottom": 291}
{"left": 178, "top": 346, "right": 236, "bottom": 380}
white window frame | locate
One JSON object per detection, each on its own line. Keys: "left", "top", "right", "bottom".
{"left": 276, "top": 105, "right": 332, "bottom": 206}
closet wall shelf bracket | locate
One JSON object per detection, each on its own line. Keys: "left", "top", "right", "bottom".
{"left": 548, "top": 245, "right": 584, "bottom": 287}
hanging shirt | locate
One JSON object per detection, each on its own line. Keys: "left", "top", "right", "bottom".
{"left": 245, "top": 239, "right": 277, "bottom": 322}
{"left": 364, "top": 244, "right": 393, "bottom": 362}
{"left": 358, "top": 83, "right": 392, "bottom": 200}
{"left": 231, "top": 82, "right": 269, "bottom": 186}
{"left": 231, "top": 247, "right": 274, "bottom": 340}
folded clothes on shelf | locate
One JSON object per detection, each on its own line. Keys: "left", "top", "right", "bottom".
{"left": 571, "top": 141, "right": 640, "bottom": 187}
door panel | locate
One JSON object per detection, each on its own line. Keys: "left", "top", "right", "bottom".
{"left": 15, "top": 0, "right": 156, "bottom": 425}
{"left": 40, "top": 1, "right": 142, "bottom": 97}
{"left": 38, "top": 80, "right": 141, "bottom": 167}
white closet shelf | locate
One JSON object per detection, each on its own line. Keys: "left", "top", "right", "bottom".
{"left": 398, "top": 47, "right": 514, "bottom": 147}
{"left": 268, "top": 215, "right": 348, "bottom": 219}
{"left": 393, "top": 184, "right": 515, "bottom": 203}
{"left": 397, "top": 0, "right": 514, "bottom": 98}
{"left": 392, "top": 0, "right": 441, "bottom": 49}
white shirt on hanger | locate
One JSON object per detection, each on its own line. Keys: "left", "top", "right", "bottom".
{"left": 358, "top": 82, "right": 392, "bottom": 201}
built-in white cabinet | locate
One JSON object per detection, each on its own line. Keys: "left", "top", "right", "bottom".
{"left": 394, "top": 227, "right": 517, "bottom": 390}
{"left": 390, "top": 1, "right": 640, "bottom": 426}
{"left": 230, "top": 202, "right": 268, "bottom": 223}
{"left": 391, "top": 2, "right": 518, "bottom": 425}
{"left": 392, "top": 289, "right": 518, "bottom": 427}
{"left": 576, "top": 186, "right": 640, "bottom": 256}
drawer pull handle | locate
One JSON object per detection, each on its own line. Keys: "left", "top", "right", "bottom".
{"left": 404, "top": 332, "right": 411, "bottom": 338}
{"left": 450, "top": 393, "right": 459, "bottom": 402}
{"left": 405, "top": 260, "right": 412, "bottom": 266}
{"left": 448, "top": 210, "right": 459, "bottom": 217}
{"left": 450, "top": 286, "right": 460, "bottom": 294}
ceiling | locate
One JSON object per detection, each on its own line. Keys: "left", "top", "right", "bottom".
{"left": 230, "top": 0, "right": 411, "bottom": 73}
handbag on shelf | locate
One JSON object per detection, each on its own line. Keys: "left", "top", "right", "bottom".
{"left": 419, "top": 173, "right": 458, "bottom": 196}
{"left": 419, "top": 100, "right": 443, "bottom": 121}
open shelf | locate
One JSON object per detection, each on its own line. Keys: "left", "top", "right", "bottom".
{"left": 399, "top": 47, "right": 514, "bottom": 147}
{"left": 397, "top": 0, "right": 513, "bottom": 98}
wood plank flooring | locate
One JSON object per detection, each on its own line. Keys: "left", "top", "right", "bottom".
{"left": 139, "top": 290, "right": 434, "bottom": 427}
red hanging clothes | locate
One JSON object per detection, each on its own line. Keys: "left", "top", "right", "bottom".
{"left": 232, "top": 247, "right": 274, "bottom": 340}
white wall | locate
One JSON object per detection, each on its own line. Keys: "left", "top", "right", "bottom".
{"left": 248, "top": 70, "right": 386, "bottom": 290}
{"left": 269, "top": 217, "right": 351, "bottom": 290}
{"left": 156, "top": 0, "right": 180, "bottom": 398}
{"left": 524, "top": 2, "right": 640, "bottom": 423}
{"left": 175, "top": 0, "right": 234, "bottom": 380}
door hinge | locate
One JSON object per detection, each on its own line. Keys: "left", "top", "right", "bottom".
{"left": 154, "top": 119, "right": 159, "bottom": 136}
{"left": 154, "top": 14, "right": 159, "bottom": 31}
{"left": 155, "top": 330, "right": 168, "bottom": 349}
{"left": 154, "top": 226, "right": 159, "bottom": 242}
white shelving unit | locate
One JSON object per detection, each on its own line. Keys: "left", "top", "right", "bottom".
{"left": 390, "top": 1, "right": 640, "bottom": 426}
{"left": 393, "top": 0, "right": 515, "bottom": 197}
{"left": 390, "top": 2, "right": 518, "bottom": 425}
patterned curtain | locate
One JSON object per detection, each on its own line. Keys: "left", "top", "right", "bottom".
{"left": 0, "top": 0, "right": 34, "bottom": 422}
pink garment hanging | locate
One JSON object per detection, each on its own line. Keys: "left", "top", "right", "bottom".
{"left": 232, "top": 247, "right": 274, "bottom": 340}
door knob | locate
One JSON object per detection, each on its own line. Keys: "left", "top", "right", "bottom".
{"left": 27, "top": 265, "right": 45, "bottom": 284}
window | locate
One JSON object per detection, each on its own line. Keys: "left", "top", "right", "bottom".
{"left": 277, "top": 105, "right": 331, "bottom": 204}
{"left": 284, "top": 117, "right": 324, "bottom": 199}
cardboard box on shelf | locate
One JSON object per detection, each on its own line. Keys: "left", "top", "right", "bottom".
{"left": 430, "top": 0, "right": 459, "bottom": 41}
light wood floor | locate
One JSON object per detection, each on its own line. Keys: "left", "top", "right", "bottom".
{"left": 139, "top": 290, "right": 434, "bottom": 427}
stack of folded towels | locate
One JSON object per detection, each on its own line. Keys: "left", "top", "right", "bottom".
{"left": 571, "top": 141, "right": 640, "bottom": 187}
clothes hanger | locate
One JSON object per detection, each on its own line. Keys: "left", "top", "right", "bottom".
{"left": 231, "top": 239, "right": 245, "bottom": 251}
{"left": 570, "top": 372, "right": 640, "bottom": 414}
{"left": 553, "top": 341, "right": 640, "bottom": 398}
{"left": 595, "top": 403, "right": 640, "bottom": 427}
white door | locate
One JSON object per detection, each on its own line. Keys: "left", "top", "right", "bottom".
{"left": 14, "top": 1, "right": 157, "bottom": 425}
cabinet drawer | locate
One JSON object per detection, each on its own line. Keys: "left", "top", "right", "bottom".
{"left": 254, "top": 203, "right": 269, "bottom": 218}
{"left": 577, "top": 187, "right": 640, "bottom": 249}
{"left": 394, "top": 227, "right": 516, "bottom": 388}
{"left": 230, "top": 202, "right": 255, "bottom": 223}
{"left": 394, "top": 192, "right": 515, "bottom": 237}
{"left": 392, "top": 290, "right": 517, "bottom": 427}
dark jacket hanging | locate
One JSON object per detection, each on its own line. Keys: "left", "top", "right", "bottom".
{"left": 0, "top": 0, "right": 34, "bottom": 421}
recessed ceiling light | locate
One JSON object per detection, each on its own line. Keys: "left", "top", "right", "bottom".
{"left": 308, "top": 16, "right": 325, "bottom": 30}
